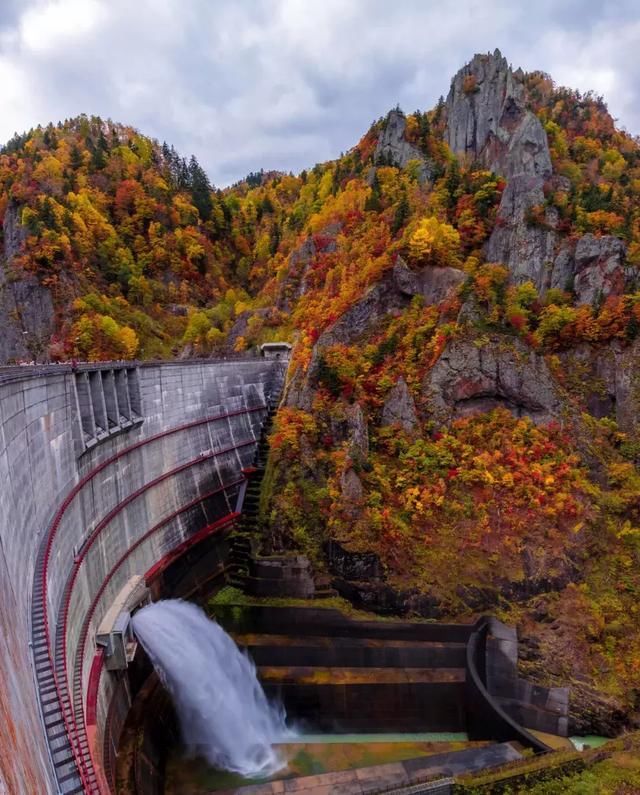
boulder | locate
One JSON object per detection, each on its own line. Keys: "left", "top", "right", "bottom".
{"left": 424, "top": 337, "right": 563, "bottom": 424}
{"left": 381, "top": 377, "right": 419, "bottom": 432}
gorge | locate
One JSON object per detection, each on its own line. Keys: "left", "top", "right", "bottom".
{"left": 1, "top": 48, "right": 640, "bottom": 793}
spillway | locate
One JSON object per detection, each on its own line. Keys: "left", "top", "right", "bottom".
{"left": 132, "top": 600, "right": 289, "bottom": 777}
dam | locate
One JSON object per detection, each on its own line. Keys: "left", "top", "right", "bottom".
{"left": 0, "top": 356, "right": 285, "bottom": 794}
{"left": 0, "top": 355, "right": 570, "bottom": 795}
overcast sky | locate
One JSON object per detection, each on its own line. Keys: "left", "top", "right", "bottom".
{"left": 0, "top": 0, "right": 638, "bottom": 186}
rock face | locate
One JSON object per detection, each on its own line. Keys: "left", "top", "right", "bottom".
{"left": 446, "top": 50, "right": 557, "bottom": 293}
{"left": 276, "top": 223, "right": 341, "bottom": 311}
{"left": 381, "top": 377, "right": 419, "bottom": 432}
{"left": 485, "top": 175, "right": 558, "bottom": 289}
{"left": 572, "top": 234, "right": 629, "bottom": 304}
{"left": 345, "top": 402, "right": 369, "bottom": 460}
{"left": 445, "top": 49, "right": 551, "bottom": 178}
{"left": 559, "top": 339, "right": 640, "bottom": 434}
{"left": 393, "top": 256, "right": 465, "bottom": 303}
{"left": 326, "top": 539, "right": 383, "bottom": 581}
{"left": 424, "top": 338, "right": 563, "bottom": 424}
{"left": 375, "top": 109, "right": 431, "bottom": 182}
{"left": 0, "top": 203, "right": 54, "bottom": 363}
{"left": 340, "top": 467, "right": 363, "bottom": 515}
{"left": 447, "top": 51, "right": 631, "bottom": 302}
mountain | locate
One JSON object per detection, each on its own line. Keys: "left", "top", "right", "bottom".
{"left": 2, "top": 50, "right": 640, "bottom": 735}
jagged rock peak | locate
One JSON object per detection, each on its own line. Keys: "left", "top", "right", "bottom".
{"left": 445, "top": 49, "right": 552, "bottom": 179}
{"left": 375, "top": 109, "right": 431, "bottom": 182}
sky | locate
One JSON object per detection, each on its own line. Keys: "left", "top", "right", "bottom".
{"left": 0, "top": 0, "right": 638, "bottom": 186}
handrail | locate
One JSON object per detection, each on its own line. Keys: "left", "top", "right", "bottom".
{"left": 56, "top": 451, "right": 249, "bottom": 791}
{"left": 0, "top": 354, "right": 269, "bottom": 384}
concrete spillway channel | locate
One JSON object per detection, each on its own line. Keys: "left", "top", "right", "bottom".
{"left": 117, "top": 604, "right": 569, "bottom": 794}
{"left": 0, "top": 355, "right": 287, "bottom": 794}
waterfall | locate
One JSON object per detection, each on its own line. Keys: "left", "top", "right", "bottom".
{"left": 132, "top": 599, "right": 290, "bottom": 777}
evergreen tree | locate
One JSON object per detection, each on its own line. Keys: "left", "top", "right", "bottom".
{"left": 365, "top": 172, "right": 382, "bottom": 212}
{"left": 391, "top": 191, "right": 410, "bottom": 235}
{"left": 188, "top": 155, "right": 213, "bottom": 222}
{"left": 69, "top": 144, "right": 83, "bottom": 171}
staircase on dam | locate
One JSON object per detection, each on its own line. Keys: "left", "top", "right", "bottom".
{"left": 226, "top": 404, "right": 318, "bottom": 599}
{"left": 226, "top": 405, "right": 275, "bottom": 591}
{"left": 226, "top": 405, "right": 337, "bottom": 600}
{"left": 32, "top": 549, "right": 94, "bottom": 794}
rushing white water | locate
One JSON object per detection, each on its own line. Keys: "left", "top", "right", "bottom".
{"left": 132, "top": 599, "right": 290, "bottom": 777}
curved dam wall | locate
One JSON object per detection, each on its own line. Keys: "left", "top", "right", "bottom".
{"left": 0, "top": 359, "right": 284, "bottom": 795}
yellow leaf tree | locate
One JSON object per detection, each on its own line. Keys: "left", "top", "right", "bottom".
{"left": 408, "top": 216, "right": 461, "bottom": 267}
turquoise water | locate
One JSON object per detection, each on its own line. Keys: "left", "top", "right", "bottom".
{"left": 286, "top": 732, "right": 469, "bottom": 744}
{"left": 569, "top": 735, "right": 611, "bottom": 750}
{"left": 165, "top": 732, "right": 472, "bottom": 792}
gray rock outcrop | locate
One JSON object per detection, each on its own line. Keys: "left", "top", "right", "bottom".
{"left": 446, "top": 51, "right": 630, "bottom": 303}
{"left": 546, "top": 233, "right": 630, "bottom": 304}
{"left": 572, "top": 234, "right": 630, "bottom": 305}
{"left": 445, "top": 49, "right": 551, "bottom": 178}
{"left": 0, "top": 203, "right": 54, "bottom": 363}
{"left": 485, "top": 174, "right": 559, "bottom": 289}
{"left": 558, "top": 339, "right": 640, "bottom": 434}
{"left": 375, "top": 109, "right": 431, "bottom": 182}
{"left": 346, "top": 402, "right": 369, "bottom": 460}
{"left": 341, "top": 467, "right": 363, "bottom": 508}
{"left": 381, "top": 377, "right": 419, "bottom": 432}
{"left": 276, "top": 223, "right": 341, "bottom": 311}
{"left": 424, "top": 338, "right": 563, "bottom": 425}
{"left": 393, "top": 256, "right": 465, "bottom": 303}
{"left": 445, "top": 50, "right": 556, "bottom": 293}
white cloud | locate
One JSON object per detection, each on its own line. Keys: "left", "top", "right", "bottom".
{"left": 19, "top": 0, "right": 107, "bottom": 53}
{"left": 0, "top": 0, "right": 637, "bottom": 185}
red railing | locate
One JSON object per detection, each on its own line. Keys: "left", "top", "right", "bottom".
{"left": 38, "top": 403, "right": 265, "bottom": 793}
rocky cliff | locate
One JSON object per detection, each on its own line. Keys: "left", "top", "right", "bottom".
{"left": 0, "top": 203, "right": 54, "bottom": 362}
{"left": 262, "top": 51, "right": 640, "bottom": 735}
{"left": 446, "top": 50, "right": 631, "bottom": 303}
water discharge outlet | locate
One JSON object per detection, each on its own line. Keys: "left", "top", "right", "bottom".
{"left": 132, "top": 599, "right": 292, "bottom": 778}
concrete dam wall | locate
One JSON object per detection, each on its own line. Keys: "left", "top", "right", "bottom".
{"left": 0, "top": 359, "right": 285, "bottom": 795}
